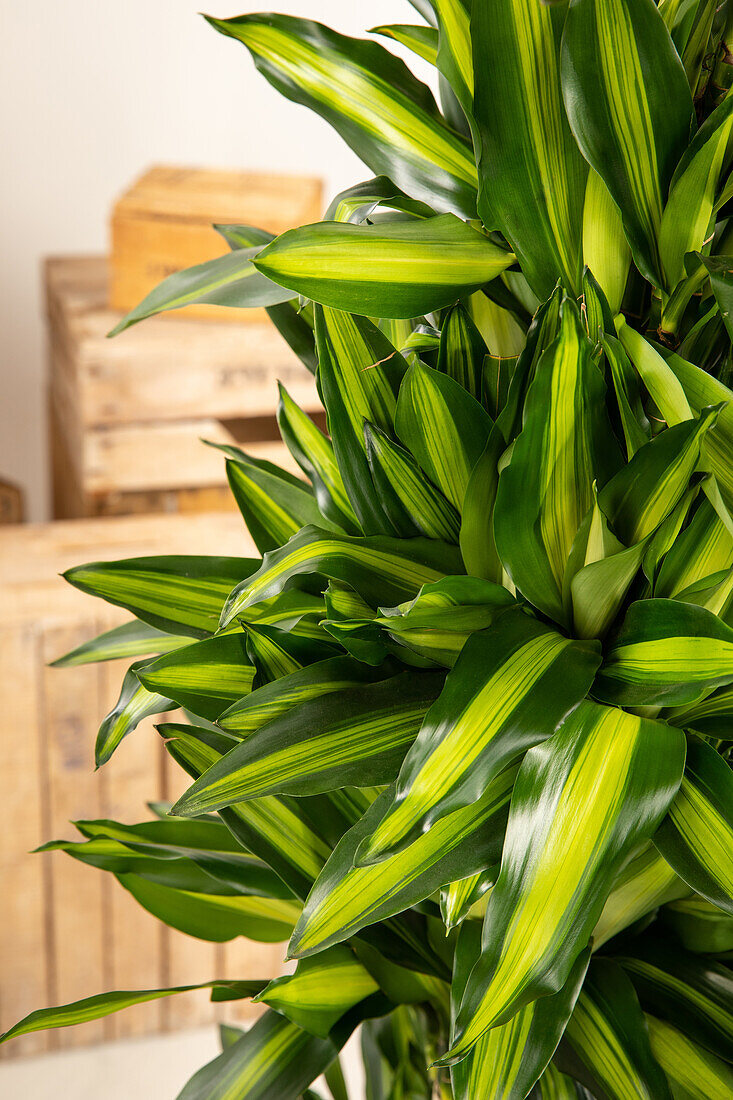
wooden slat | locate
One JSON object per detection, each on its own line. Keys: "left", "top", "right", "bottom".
{"left": 0, "top": 479, "right": 23, "bottom": 525}
{"left": 40, "top": 622, "right": 108, "bottom": 1049}
{"left": 0, "top": 625, "right": 49, "bottom": 1058}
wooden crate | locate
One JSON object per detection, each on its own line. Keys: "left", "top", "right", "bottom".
{"left": 0, "top": 479, "right": 24, "bottom": 524}
{"left": 110, "top": 165, "right": 322, "bottom": 323}
{"left": 46, "top": 256, "right": 322, "bottom": 518}
{"left": 0, "top": 511, "right": 287, "bottom": 1059}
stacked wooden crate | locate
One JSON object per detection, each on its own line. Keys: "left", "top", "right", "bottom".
{"left": 47, "top": 166, "right": 323, "bottom": 519}
{"left": 1, "top": 511, "right": 285, "bottom": 1058}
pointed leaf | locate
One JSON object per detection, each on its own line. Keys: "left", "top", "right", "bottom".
{"left": 219, "top": 526, "right": 462, "bottom": 628}
{"left": 223, "top": 454, "right": 324, "bottom": 553}
{"left": 171, "top": 672, "right": 444, "bottom": 815}
{"left": 255, "top": 216, "right": 514, "bottom": 318}
{"left": 357, "top": 610, "right": 600, "bottom": 865}
{"left": 137, "top": 634, "right": 255, "bottom": 721}
{"left": 395, "top": 361, "right": 493, "bottom": 511}
{"left": 495, "top": 300, "right": 620, "bottom": 626}
{"left": 436, "top": 302, "right": 487, "bottom": 399}
{"left": 96, "top": 660, "right": 172, "bottom": 766}
{"left": 370, "top": 24, "right": 438, "bottom": 66}
{"left": 583, "top": 169, "right": 631, "bottom": 314}
{"left": 473, "top": 0, "right": 588, "bottom": 298}
{"left": 592, "top": 842, "right": 688, "bottom": 950}
{"left": 654, "top": 738, "right": 733, "bottom": 915}
{"left": 561, "top": 0, "right": 694, "bottom": 286}
{"left": 646, "top": 1015, "right": 733, "bottom": 1100}
{"left": 50, "top": 619, "right": 188, "bottom": 668}
{"left": 444, "top": 701, "right": 685, "bottom": 1062}
{"left": 206, "top": 13, "right": 478, "bottom": 216}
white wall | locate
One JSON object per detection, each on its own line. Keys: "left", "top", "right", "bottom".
{"left": 0, "top": 1, "right": 425, "bottom": 519}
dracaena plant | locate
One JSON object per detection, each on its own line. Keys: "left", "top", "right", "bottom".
{"left": 5, "top": 0, "right": 733, "bottom": 1096}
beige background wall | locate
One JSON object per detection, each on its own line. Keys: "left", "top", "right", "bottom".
{"left": 0, "top": 1, "right": 426, "bottom": 519}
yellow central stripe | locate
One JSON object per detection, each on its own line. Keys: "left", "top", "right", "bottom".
{"left": 670, "top": 777, "right": 733, "bottom": 895}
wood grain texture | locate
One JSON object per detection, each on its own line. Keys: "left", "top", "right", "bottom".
{"left": 109, "top": 165, "right": 323, "bottom": 322}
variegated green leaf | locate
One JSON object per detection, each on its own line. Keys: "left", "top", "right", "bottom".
{"left": 561, "top": 0, "right": 694, "bottom": 286}
{"left": 598, "top": 405, "right": 720, "bottom": 545}
{"left": 443, "top": 700, "right": 685, "bottom": 1062}
{"left": 646, "top": 1014, "right": 733, "bottom": 1100}
{"left": 63, "top": 555, "right": 257, "bottom": 638}
{"left": 255, "top": 946, "right": 379, "bottom": 1039}
{"left": 595, "top": 598, "right": 733, "bottom": 707}
{"left": 665, "top": 681, "right": 733, "bottom": 739}
{"left": 451, "top": 922, "right": 590, "bottom": 1100}
{"left": 620, "top": 938, "right": 733, "bottom": 1062}
{"left": 108, "top": 247, "right": 293, "bottom": 335}
{"left": 531, "top": 1064, "right": 579, "bottom": 1100}
{"left": 289, "top": 765, "right": 517, "bottom": 958}
{"left": 364, "top": 421, "right": 460, "bottom": 542}
{"left": 219, "top": 525, "right": 462, "bottom": 628}
{"left": 655, "top": 497, "right": 733, "bottom": 600}
{"left": 666, "top": 351, "right": 733, "bottom": 510}
{"left": 562, "top": 959, "right": 672, "bottom": 1100}
{"left": 356, "top": 610, "right": 600, "bottom": 865}
{"left": 171, "top": 672, "right": 444, "bottom": 815}
{"left": 324, "top": 175, "right": 436, "bottom": 226}
{"left": 395, "top": 360, "right": 493, "bottom": 512}
{"left": 699, "top": 254, "right": 733, "bottom": 342}
{"left": 583, "top": 169, "right": 631, "bottom": 314}
{"left": 436, "top": 302, "right": 487, "bottom": 400}
{"left": 473, "top": 0, "right": 588, "bottom": 298}
{"left": 315, "top": 304, "right": 406, "bottom": 535}
{"left": 136, "top": 634, "right": 254, "bottom": 721}
{"left": 95, "top": 660, "right": 172, "bottom": 767}
{"left": 0, "top": 982, "right": 264, "bottom": 1047}
{"left": 604, "top": 333, "right": 652, "bottom": 460}
{"left": 50, "top": 619, "right": 188, "bottom": 668}
{"left": 206, "top": 13, "right": 478, "bottom": 216}
{"left": 458, "top": 430, "right": 505, "bottom": 583}
{"left": 592, "top": 842, "right": 688, "bottom": 949}
{"left": 654, "top": 738, "right": 733, "bottom": 915}
{"left": 662, "top": 894, "right": 733, "bottom": 955}
{"left": 255, "top": 216, "right": 514, "bottom": 319}
{"left": 277, "top": 383, "right": 359, "bottom": 535}
{"left": 370, "top": 23, "right": 438, "bottom": 66}
{"left": 222, "top": 451, "right": 325, "bottom": 553}
{"left": 440, "top": 870, "right": 494, "bottom": 931}
{"left": 494, "top": 298, "right": 620, "bottom": 626}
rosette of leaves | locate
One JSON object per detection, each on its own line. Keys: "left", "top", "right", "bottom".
{"left": 5, "top": 2, "right": 733, "bottom": 1098}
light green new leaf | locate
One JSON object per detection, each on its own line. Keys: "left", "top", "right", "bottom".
{"left": 666, "top": 351, "right": 733, "bottom": 509}
{"left": 375, "top": 576, "right": 515, "bottom": 668}
{"left": 256, "top": 946, "right": 378, "bottom": 1039}
{"left": 561, "top": 0, "right": 694, "bottom": 286}
{"left": 254, "top": 216, "right": 514, "bottom": 319}
{"left": 472, "top": 0, "right": 588, "bottom": 299}
{"left": 655, "top": 497, "right": 733, "bottom": 599}
{"left": 583, "top": 169, "right": 631, "bottom": 315}
{"left": 117, "top": 873, "right": 300, "bottom": 943}
{"left": 315, "top": 304, "right": 406, "bottom": 535}
{"left": 108, "top": 247, "right": 293, "bottom": 335}
{"left": 206, "top": 13, "right": 477, "bottom": 216}
{"left": 223, "top": 453, "right": 325, "bottom": 553}
{"left": 615, "top": 316, "right": 692, "bottom": 426}
{"left": 562, "top": 959, "right": 672, "bottom": 1100}
{"left": 660, "top": 97, "right": 733, "bottom": 289}
{"left": 356, "top": 609, "right": 600, "bottom": 865}
{"left": 646, "top": 1015, "right": 733, "bottom": 1100}
{"left": 50, "top": 619, "right": 188, "bottom": 668}
{"left": 63, "top": 555, "right": 257, "bottom": 638}
{"left": 136, "top": 634, "right": 255, "bottom": 721}
{"left": 443, "top": 700, "right": 685, "bottom": 1062}
{"left": 451, "top": 922, "right": 590, "bottom": 1100}
{"left": 277, "top": 384, "right": 359, "bottom": 535}
{"left": 370, "top": 24, "right": 438, "bottom": 67}
{"left": 620, "top": 939, "right": 733, "bottom": 1062}
{"left": 395, "top": 361, "right": 493, "bottom": 512}
{"left": 176, "top": 1008, "right": 341, "bottom": 1100}
{"left": 458, "top": 430, "right": 505, "bottom": 583}
{"left": 0, "top": 982, "right": 265, "bottom": 1047}
{"left": 598, "top": 405, "right": 720, "bottom": 545}
{"left": 219, "top": 525, "right": 462, "bottom": 628}
{"left": 289, "top": 766, "right": 516, "bottom": 958}
{"left": 364, "top": 422, "right": 460, "bottom": 542}
{"left": 592, "top": 842, "right": 688, "bottom": 950}
{"left": 594, "top": 598, "right": 733, "bottom": 707}
{"left": 171, "top": 672, "right": 444, "bottom": 816}
{"left": 654, "top": 738, "right": 733, "bottom": 915}
{"left": 495, "top": 300, "right": 620, "bottom": 627}
{"left": 96, "top": 660, "right": 172, "bottom": 767}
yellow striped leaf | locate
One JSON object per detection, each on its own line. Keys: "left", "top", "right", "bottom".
{"left": 206, "top": 13, "right": 478, "bottom": 216}
{"left": 443, "top": 701, "right": 685, "bottom": 1062}
{"left": 494, "top": 299, "right": 620, "bottom": 627}
{"left": 255, "top": 215, "right": 514, "bottom": 319}
{"left": 356, "top": 610, "right": 600, "bottom": 866}
{"left": 50, "top": 619, "right": 188, "bottom": 668}
{"left": 666, "top": 351, "right": 733, "bottom": 510}
{"left": 583, "top": 168, "right": 631, "bottom": 314}
{"left": 646, "top": 1014, "right": 733, "bottom": 1100}
{"left": 218, "top": 525, "right": 462, "bottom": 628}
{"left": 562, "top": 0, "right": 694, "bottom": 286}
{"left": 222, "top": 451, "right": 326, "bottom": 553}
{"left": 473, "top": 0, "right": 588, "bottom": 299}
{"left": 137, "top": 634, "right": 255, "bottom": 721}
{"left": 95, "top": 660, "right": 172, "bottom": 767}
{"left": 563, "top": 959, "right": 672, "bottom": 1100}
{"left": 370, "top": 23, "right": 438, "bottom": 67}
{"left": 170, "top": 672, "right": 444, "bottom": 815}
{"left": 654, "top": 737, "right": 733, "bottom": 915}
{"left": 592, "top": 843, "right": 688, "bottom": 950}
